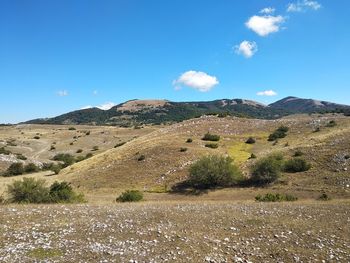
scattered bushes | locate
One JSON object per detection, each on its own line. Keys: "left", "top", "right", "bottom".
{"left": 245, "top": 137, "right": 256, "bottom": 144}
{"left": 205, "top": 143, "right": 218, "bottom": 149}
{"left": 186, "top": 138, "right": 193, "bottom": 143}
{"left": 188, "top": 155, "right": 242, "bottom": 189}
{"left": 180, "top": 147, "right": 188, "bottom": 152}
{"left": 202, "top": 132, "right": 220, "bottom": 141}
{"left": 268, "top": 126, "right": 289, "bottom": 141}
{"left": 284, "top": 158, "right": 311, "bottom": 173}
{"left": 250, "top": 153, "right": 284, "bottom": 185}
{"left": 6, "top": 178, "right": 84, "bottom": 204}
{"left": 16, "top": 154, "right": 27, "bottom": 160}
{"left": 255, "top": 193, "right": 298, "bottom": 202}
{"left": 52, "top": 153, "right": 75, "bottom": 167}
{"left": 116, "top": 190, "right": 143, "bottom": 202}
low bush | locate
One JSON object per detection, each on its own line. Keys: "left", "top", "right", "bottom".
{"left": 24, "top": 163, "right": 39, "bottom": 173}
{"left": 68, "top": 127, "right": 76, "bottom": 130}
{"left": 52, "top": 153, "right": 75, "bottom": 167}
{"left": 188, "top": 155, "right": 242, "bottom": 189}
{"left": 255, "top": 193, "right": 298, "bottom": 202}
{"left": 245, "top": 137, "right": 256, "bottom": 144}
{"left": 249, "top": 153, "right": 257, "bottom": 159}
{"left": 186, "top": 138, "right": 193, "bottom": 143}
{"left": 205, "top": 143, "right": 218, "bottom": 149}
{"left": 180, "top": 147, "right": 188, "bottom": 152}
{"left": 76, "top": 149, "right": 83, "bottom": 153}
{"left": 250, "top": 153, "right": 284, "bottom": 185}
{"left": 293, "top": 150, "right": 304, "bottom": 157}
{"left": 116, "top": 190, "right": 143, "bottom": 202}
{"left": 137, "top": 155, "right": 145, "bottom": 161}
{"left": 326, "top": 120, "right": 337, "bottom": 127}
{"left": 16, "top": 153, "right": 27, "bottom": 160}
{"left": 318, "top": 193, "right": 331, "bottom": 201}
{"left": 268, "top": 126, "right": 289, "bottom": 141}
{"left": 4, "top": 163, "right": 24, "bottom": 176}
{"left": 85, "top": 153, "right": 93, "bottom": 159}
{"left": 313, "top": 127, "right": 321, "bottom": 133}
{"left": 202, "top": 132, "right": 220, "bottom": 141}
{"left": 0, "top": 147, "right": 11, "bottom": 155}
{"left": 284, "top": 158, "right": 311, "bottom": 173}
{"left": 33, "top": 136, "right": 40, "bottom": 140}
{"left": 7, "top": 178, "right": 84, "bottom": 204}
{"left": 92, "top": 146, "right": 99, "bottom": 151}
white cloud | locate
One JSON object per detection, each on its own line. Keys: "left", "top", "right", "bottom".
{"left": 245, "top": 15, "right": 285, "bottom": 37}
{"left": 173, "top": 70, "right": 219, "bottom": 92}
{"left": 235, "top": 40, "right": 258, "bottom": 58}
{"left": 57, "top": 90, "right": 68, "bottom": 96}
{"left": 80, "top": 102, "right": 116, "bottom": 111}
{"left": 260, "top": 7, "right": 275, "bottom": 14}
{"left": 257, "top": 90, "right": 278, "bottom": 96}
{"left": 287, "top": 0, "right": 321, "bottom": 12}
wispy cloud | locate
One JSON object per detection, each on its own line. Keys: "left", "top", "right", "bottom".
{"left": 57, "top": 90, "right": 68, "bottom": 96}
{"left": 173, "top": 70, "right": 219, "bottom": 92}
{"left": 257, "top": 90, "right": 277, "bottom": 96}
{"left": 260, "top": 7, "right": 275, "bottom": 15}
{"left": 287, "top": 0, "right": 321, "bottom": 12}
{"left": 235, "top": 41, "right": 258, "bottom": 58}
{"left": 245, "top": 15, "right": 285, "bottom": 37}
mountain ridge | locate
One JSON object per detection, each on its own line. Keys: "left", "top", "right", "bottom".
{"left": 24, "top": 96, "right": 350, "bottom": 126}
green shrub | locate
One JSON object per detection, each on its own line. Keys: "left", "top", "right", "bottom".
{"left": 180, "top": 147, "right": 188, "bottom": 152}
{"left": 85, "top": 153, "right": 93, "bottom": 159}
{"left": 188, "top": 155, "right": 242, "bottom": 189}
{"left": 250, "top": 154, "right": 284, "bottom": 185}
{"left": 24, "top": 163, "right": 39, "bottom": 173}
{"left": 245, "top": 137, "right": 256, "bottom": 144}
{"left": 0, "top": 147, "right": 11, "bottom": 155}
{"left": 7, "top": 178, "right": 50, "bottom": 203}
{"left": 75, "top": 156, "right": 86, "bottom": 162}
{"left": 76, "top": 149, "right": 83, "bottom": 153}
{"left": 318, "top": 193, "right": 331, "bottom": 201}
{"left": 92, "top": 146, "right": 99, "bottom": 151}
{"left": 249, "top": 153, "right": 257, "bottom": 159}
{"left": 49, "top": 181, "right": 84, "bottom": 203}
{"left": 33, "top": 136, "right": 40, "bottom": 140}
{"left": 68, "top": 127, "right": 76, "bottom": 130}
{"left": 4, "top": 163, "right": 24, "bottom": 176}
{"left": 205, "top": 143, "right": 218, "bottom": 149}
{"left": 202, "top": 132, "right": 220, "bottom": 141}
{"left": 186, "top": 138, "right": 193, "bottom": 143}
{"left": 255, "top": 193, "right": 298, "bottom": 202}
{"left": 7, "top": 178, "right": 84, "bottom": 204}
{"left": 284, "top": 158, "right": 311, "bottom": 173}
{"left": 116, "top": 190, "right": 143, "bottom": 202}
{"left": 268, "top": 126, "right": 289, "bottom": 141}
{"left": 85, "top": 131, "right": 91, "bottom": 135}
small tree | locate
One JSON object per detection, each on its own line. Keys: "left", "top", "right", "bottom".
{"left": 24, "top": 163, "right": 39, "bottom": 173}
{"left": 5, "top": 163, "right": 24, "bottom": 176}
{"left": 188, "top": 155, "right": 242, "bottom": 189}
{"left": 116, "top": 190, "right": 143, "bottom": 202}
{"left": 250, "top": 154, "right": 284, "bottom": 185}
{"left": 49, "top": 181, "right": 84, "bottom": 203}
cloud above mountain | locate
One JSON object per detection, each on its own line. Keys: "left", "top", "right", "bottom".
{"left": 173, "top": 70, "right": 219, "bottom": 92}
{"left": 257, "top": 90, "right": 278, "bottom": 96}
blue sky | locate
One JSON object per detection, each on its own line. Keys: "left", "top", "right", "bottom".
{"left": 1, "top": 0, "right": 349, "bottom": 123}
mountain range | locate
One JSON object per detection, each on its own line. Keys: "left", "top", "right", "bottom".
{"left": 24, "top": 96, "right": 350, "bottom": 126}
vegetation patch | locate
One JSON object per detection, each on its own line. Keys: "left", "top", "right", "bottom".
{"left": 250, "top": 153, "right": 284, "bottom": 185}
{"left": 202, "top": 132, "right": 220, "bottom": 141}
{"left": 318, "top": 193, "right": 331, "bottom": 201}
{"left": 116, "top": 190, "right": 143, "bottom": 202}
{"left": 245, "top": 137, "right": 256, "bottom": 144}
{"left": 27, "top": 248, "right": 63, "bottom": 259}
{"left": 284, "top": 158, "right": 311, "bottom": 173}
{"left": 205, "top": 143, "right": 218, "bottom": 149}
{"left": 255, "top": 193, "right": 298, "bottom": 202}
{"left": 186, "top": 138, "right": 193, "bottom": 143}
{"left": 268, "top": 126, "right": 289, "bottom": 141}
{"left": 0, "top": 147, "right": 11, "bottom": 155}
{"left": 228, "top": 141, "right": 252, "bottom": 164}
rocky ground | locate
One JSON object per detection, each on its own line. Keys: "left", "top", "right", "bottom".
{"left": 0, "top": 201, "right": 349, "bottom": 262}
